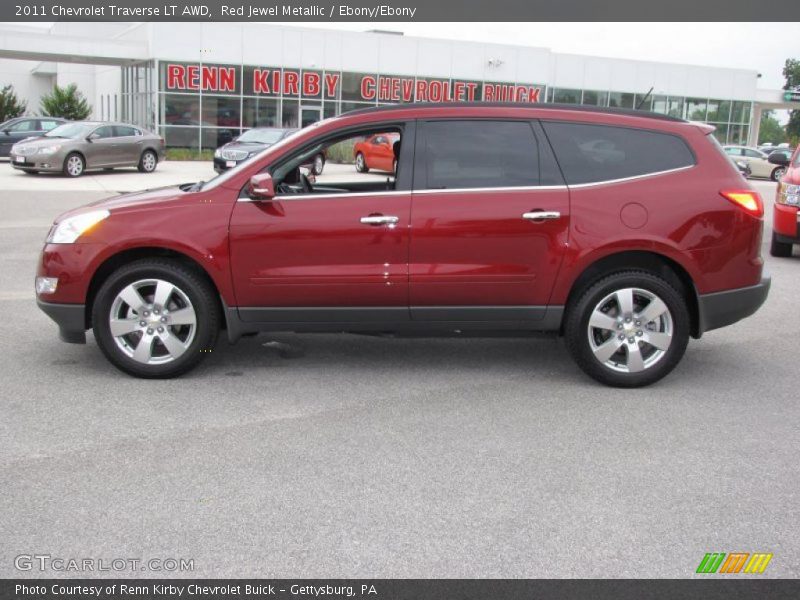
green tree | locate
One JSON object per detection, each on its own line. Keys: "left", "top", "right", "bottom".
{"left": 758, "top": 110, "right": 787, "bottom": 145}
{"left": 0, "top": 85, "right": 27, "bottom": 122}
{"left": 40, "top": 83, "right": 91, "bottom": 120}
{"left": 783, "top": 58, "right": 800, "bottom": 143}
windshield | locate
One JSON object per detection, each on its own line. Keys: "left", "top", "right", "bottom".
{"left": 201, "top": 128, "right": 305, "bottom": 191}
{"left": 237, "top": 129, "right": 289, "bottom": 144}
{"left": 45, "top": 123, "right": 94, "bottom": 139}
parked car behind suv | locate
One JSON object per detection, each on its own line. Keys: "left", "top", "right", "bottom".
{"left": 0, "top": 116, "right": 67, "bottom": 157}
{"left": 35, "top": 103, "right": 769, "bottom": 387}
{"left": 724, "top": 144, "right": 785, "bottom": 181}
{"left": 214, "top": 127, "right": 325, "bottom": 175}
{"left": 768, "top": 147, "right": 800, "bottom": 257}
{"left": 11, "top": 121, "right": 165, "bottom": 177}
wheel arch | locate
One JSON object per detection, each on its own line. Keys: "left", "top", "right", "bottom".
{"left": 85, "top": 246, "right": 226, "bottom": 331}
{"left": 562, "top": 250, "right": 701, "bottom": 338}
{"left": 63, "top": 149, "right": 87, "bottom": 169}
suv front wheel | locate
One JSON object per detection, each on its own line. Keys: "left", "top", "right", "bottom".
{"left": 92, "top": 259, "right": 219, "bottom": 378}
{"left": 564, "top": 271, "right": 690, "bottom": 387}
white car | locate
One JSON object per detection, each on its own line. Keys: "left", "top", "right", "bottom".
{"left": 724, "top": 145, "right": 785, "bottom": 181}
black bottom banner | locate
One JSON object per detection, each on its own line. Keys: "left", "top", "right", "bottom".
{"left": 2, "top": 579, "right": 800, "bottom": 600}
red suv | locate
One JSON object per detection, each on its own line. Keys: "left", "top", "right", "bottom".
{"left": 35, "top": 103, "right": 770, "bottom": 387}
{"left": 769, "top": 147, "right": 800, "bottom": 257}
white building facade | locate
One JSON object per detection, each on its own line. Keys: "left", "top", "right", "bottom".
{"left": 0, "top": 22, "right": 775, "bottom": 150}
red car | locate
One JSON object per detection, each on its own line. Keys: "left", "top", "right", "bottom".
{"left": 36, "top": 103, "right": 769, "bottom": 387}
{"left": 769, "top": 147, "right": 800, "bottom": 257}
{"left": 353, "top": 132, "right": 400, "bottom": 173}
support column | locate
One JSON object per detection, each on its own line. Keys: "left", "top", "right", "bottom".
{"left": 749, "top": 104, "right": 762, "bottom": 146}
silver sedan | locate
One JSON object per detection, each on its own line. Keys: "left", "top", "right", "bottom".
{"left": 9, "top": 121, "right": 165, "bottom": 177}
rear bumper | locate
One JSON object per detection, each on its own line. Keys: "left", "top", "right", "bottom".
{"left": 37, "top": 300, "right": 87, "bottom": 344}
{"left": 697, "top": 276, "right": 770, "bottom": 334}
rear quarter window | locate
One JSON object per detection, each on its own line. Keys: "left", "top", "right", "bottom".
{"left": 541, "top": 121, "right": 695, "bottom": 185}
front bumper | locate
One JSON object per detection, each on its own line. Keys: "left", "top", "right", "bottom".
{"left": 37, "top": 300, "right": 87, "bottom": 344}
{"left": 213, "top": 157, "right": 244, "bottom": 173}
{"left": 10, "top": 153, "right": 63, "bottom": 172}
{"left": 773, "top": 203, "right": 799, "bottom": 241}
{"left": 697, "top": 276, "right": 771, "bottom": 334}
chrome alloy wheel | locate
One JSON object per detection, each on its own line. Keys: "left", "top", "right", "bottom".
{"left": 66, "top": 155, "right": 84, "bottom": 176}
{"left": 587, "top": 287, "right": 673, "bottom": 373}
{"left": 109, "top": 279, "right": 197, "bottom": 365}
{"left": 356, "top": 153, "right": 365, "bottom": 172}
{"left": 313, "top": 154, "right": 324, "bottom": 174}
{"left": 142, "top": 151, "right": 157, "bottom": 172}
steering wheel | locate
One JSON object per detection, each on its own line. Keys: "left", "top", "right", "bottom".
{"left": 299, "top": 172, "right": 312, "bottom": 194}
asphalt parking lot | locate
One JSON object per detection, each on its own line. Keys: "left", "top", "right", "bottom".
{"left": 0, "top": 164, "right": 797, "bottom": 578}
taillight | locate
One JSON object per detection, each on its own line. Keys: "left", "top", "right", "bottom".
{"left": 720, "top": 189, "right": 763, "bottom": 218}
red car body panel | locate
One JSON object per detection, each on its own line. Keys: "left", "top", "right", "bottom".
{"left": 36, "top": 103, "right": 766, "bottom": 339}
{"left": 229, "top": 193, "right": 411, "bottom": 309}
{"left": 409, "top": 187, "right": 570, "bottom": 307}
{"left": 772, "top": 146, "right": 800, "bottom": 238}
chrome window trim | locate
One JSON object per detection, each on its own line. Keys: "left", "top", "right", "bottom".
{"left": 238, "top": 190, "right": 409, "bottom": 202}
{"left": 237, "top": 164, "right": 694, "bottom": 202}
{"left": 567, "top": 164, "right": 695, "bottom": 188}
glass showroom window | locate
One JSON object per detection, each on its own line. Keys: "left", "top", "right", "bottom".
{"left": 162, "top": 94, "right": 200, "bottom": 125}
{"left": 686, "top": 98, "right": 708, "bottom": 121}
{"left": 608, "top": 92, "right": 635, "bottom": 109}
{"left": 242, "top": 98, "right": 279, "bottom": 128}
{"left": 651, "top": 95, "right": 669, "bottom": 114}
{"left": 550, "top": 88, "right": 582, "bottom": 104}
{"left": 581, "top": 90, "right": 607, "bottom": 106}
{"left": 201, "top": 95, "right": 241, "bottom": 128}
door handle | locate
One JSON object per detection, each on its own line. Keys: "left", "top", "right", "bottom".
{"left": 523, "top": 210, "right": 561, "bottom": 221}
{"left": 360, "top": 215, "right": 399, "bottom": 226}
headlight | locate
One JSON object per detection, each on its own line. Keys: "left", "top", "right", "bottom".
{"left": 777, "top": 182, "right": 800, "bottom": 206}
{"left": 47, "top": 209, "right": 110, "bottom": 244}
{"left": 37, "top": 145, "right": 62, "bottom": 154}
{"left": 214, "top": 149, "right": 222, "bottom": 158}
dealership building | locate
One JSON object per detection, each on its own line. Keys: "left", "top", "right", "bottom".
{"left": 0, "top": 22, "right": 796, "bottom": 150}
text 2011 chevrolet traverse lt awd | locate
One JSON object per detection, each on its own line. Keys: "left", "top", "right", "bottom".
{"left": 35, "top": 103, "right": 770, "bottom": 387}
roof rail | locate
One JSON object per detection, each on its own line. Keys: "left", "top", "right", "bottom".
{"left": 342, "top": 101, "right": 687, "bottom": 123}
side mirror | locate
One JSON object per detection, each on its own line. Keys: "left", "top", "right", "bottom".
{"left": 768, "top": 153, "right": 790, "bottom": 166}
{"left": 248, "top": 173, "right": 275, "bottom": 201}
{"left": 86, "top": 133, "right": 100, "bottom": 142}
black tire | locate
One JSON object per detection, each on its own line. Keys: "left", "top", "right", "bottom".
{"left": 137, "top": 149, "right": 158, "bottom": 173}
{"left": 771, "top": 166, "right": 786, "bottom": 182}
{"left": 355, "top": 152, "right": 369, "bottom": 173}
{"left": 564, "top": 271, "right": 690, "bottom": 388}
{"left": 312, "top": 153, "right": 325, "bottom": 175}
{"left": 62, "top": 152, "right": 85, "bottom": 177}
{"left": 92, "top": 259, "right": 220, "bottom": 378}
{"left": 770, "top": 232, "right": 793, "bottom": 257}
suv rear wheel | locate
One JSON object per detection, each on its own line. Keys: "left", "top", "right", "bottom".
{"left": 565, "top": 271, "right": 689, "bottom": 387}
{"left": 92, "top": 259, "right": 219, "bottom": 378}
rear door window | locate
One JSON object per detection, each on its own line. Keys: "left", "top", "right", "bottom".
{"left": 542, "top": 121, "right": 695, "bottom": 185}
{"left": 419, "top": 120, "right": 541, "bottom": 190}
{"left": 114, "top": 126, "right": 139, "bottom": 137}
